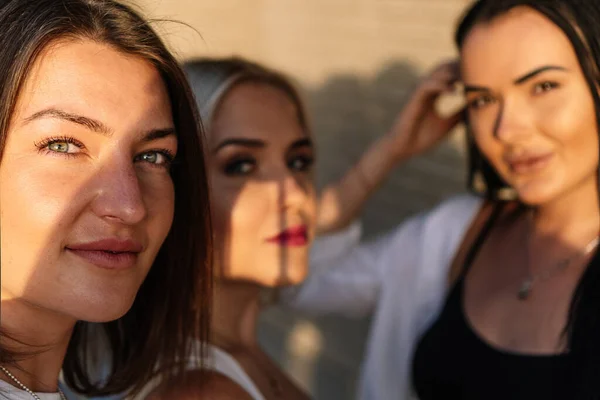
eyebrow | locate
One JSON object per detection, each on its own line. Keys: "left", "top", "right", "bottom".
{"left": 514, "top": 65, "right": 567, "bottom": 84}
{"left": 23, "top": 108, "right": 176, "bottom": 141}
{"left": 464, "top": 65, "right": 568, "bottom": 93}
{"left": 213, "top": 137, "right": 313, "bottom": 154}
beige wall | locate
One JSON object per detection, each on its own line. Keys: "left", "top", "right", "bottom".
{"left": 133, "top": 1, "right": 473, "bottom": 398}
{"left": 137, "top": 0, "right": 470, "bottom": 85}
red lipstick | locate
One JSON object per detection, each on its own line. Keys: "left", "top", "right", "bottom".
{"left": 267, "top": 225, "right": 308, "bottom": 247}
{"left": 66, "top": 238, "right": 143, "bottom": 270}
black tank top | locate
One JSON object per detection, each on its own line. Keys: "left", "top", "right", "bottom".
{"left": 411, "top": 204, "right": 571, "bottom": 400}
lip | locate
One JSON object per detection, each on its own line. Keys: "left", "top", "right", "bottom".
{"left": 266, "top": 225, "right": 309, "bottom": 247}
{"left": 505, "top": 152, "right": 554, "bottom": 175}
{"left": 66, "top": 238, "right": 143, "bottom": 270}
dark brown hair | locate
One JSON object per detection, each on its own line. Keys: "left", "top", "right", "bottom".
{"left": 457, "top": 0, "right": 600, "bottom": 396}
{"left": 0, "top": 0, "right": 211, "bottom": 396}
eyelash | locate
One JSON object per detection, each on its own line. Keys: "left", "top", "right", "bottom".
{"left": 467, "top": 95, "right": 495, "bottom": 110}
{"left": 289, "top": 155, "right": 314, "bottom": 172}
{"left": 134, "top": 148, "right": 176, "bottom": 169}
{"left": 467, "top": 80, "right": 560, "bottom": 110}
{"left": 223, "top": 154, "right": 314, "bottom": 177}
{"left": 223, "top": 157, "right": 256, "bottom": 176}
{"left": 34, "top": 135, "right": 86, "bottom": 157}
{"left": 533, "top": 80, "right": 560, "bottom": 94}
{"left": 34, "top": 136, "right": 176, "bottom": 169}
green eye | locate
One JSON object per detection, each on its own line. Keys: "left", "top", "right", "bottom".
{"left": 48, "top": 142, "right": 70, "bottom": 153}
{"left": 134, "top": 150, "right": 174, "bottom": 168}
{"left": 141, "top": 152, "right": 158, "bottom": 163}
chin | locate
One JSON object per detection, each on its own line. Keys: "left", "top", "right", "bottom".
{"left": 515, "top": 190, "right": 555, "bottom": 206}
{"left": 509, "top": 176, "right": 564, "bottom": 206}
{"left": 261, "top": 263, "right": 308, "bottom": 288}
{"left": 64, "top": 287, "right": 138, "bottom": 323}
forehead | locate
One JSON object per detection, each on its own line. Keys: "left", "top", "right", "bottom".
{"left": 13, "top": 38, "right": 172, "bottom": 129}
{"left": 210, "top": 82, "right": 306, "bottom": 147}
{"left": 460, "top": 6, "right": 581, "bottom": 84}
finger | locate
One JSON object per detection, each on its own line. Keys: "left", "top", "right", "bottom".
{"left": 438, "top": 107, "right": 466, "bottom": 132}
{"left": 429, "top": 59, "right": 459, "bottom": 75}
{"left": 427, "top": 60, "right": 460, "bottom": 81}
{"left": 411, "top": 80, "right": 455, "bottom": 106}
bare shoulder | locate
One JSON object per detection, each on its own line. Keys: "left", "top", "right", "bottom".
{"left": 144, "top": 369, "right": 254, "bottom": 400}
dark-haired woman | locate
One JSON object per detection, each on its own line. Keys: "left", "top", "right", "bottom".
{"left": 0, "top": 0, "right": 211, "bottom": 399}
{"left": 286, "top": 1, "right": 600, "bottom": 399}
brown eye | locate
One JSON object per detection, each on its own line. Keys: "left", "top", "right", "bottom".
{"left": 533, "top": 81, "right": 559, "bottom": 95}
{"left": 288, "top": 155, "right": 314, "bottom": 172}
{"left": 224, "top": 158, "right": 256, "bottom": 176}
{"left": 468, "top": 94, "right": 495, "bottom": 110}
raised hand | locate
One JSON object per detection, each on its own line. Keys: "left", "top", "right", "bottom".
{"left": 316, "top": 60, "right": 465, "bottom": 234}
{"left": 386, "top": 60, "right": 464, "bottom": 160}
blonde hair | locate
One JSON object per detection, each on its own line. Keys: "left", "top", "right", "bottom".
{"left": 183, "top": 57, "right": 310, "bottom": 133}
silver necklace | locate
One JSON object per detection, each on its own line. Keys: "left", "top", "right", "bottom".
{"left": 0, "top": 366, "right": 67, "bottom": 400}
{"left": 518, "top": 234, "right": 599, "bottom": 301}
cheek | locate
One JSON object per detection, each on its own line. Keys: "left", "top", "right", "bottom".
{"left": 302, "top": 178, "right": 318, "bottom": 227}
{"left": 547, "top": 94, "right": 598, "bottom": 149}
{"left": 0, "top": 156, "right": 87, "bottom": 290}
{"left": 213, "top": 183, "right": 270, "bottom": 239}
{"left": 537, "top": 89, "right": 599, "bottom": 176}
{"left": 468, "top": 109, "right": 504, "bottom": 167}
{"left": 472, "top": 128, "right": 504, "bottom": 171}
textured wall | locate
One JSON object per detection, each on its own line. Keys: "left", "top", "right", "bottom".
{"left": 134, "top": 1, "right": 472, "bottom": 398}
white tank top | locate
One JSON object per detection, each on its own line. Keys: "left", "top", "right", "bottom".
{"left": 205, "top": 344, "right": 266, "bottom": 400}
{"left": 0, "top": 379, "right": 63, "bottom": 400}
{"left": 128, "top": 342, "right": 266, "bottom": 400}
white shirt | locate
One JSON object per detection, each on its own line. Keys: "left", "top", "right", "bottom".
{"left": 283, "top": 194, "right": 482, "bottom": 400}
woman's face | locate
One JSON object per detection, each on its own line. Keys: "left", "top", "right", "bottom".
{"left": 462, "top": 6, "right": 599, "bottom": 205}
{"left": 0, "top": 39, "right": 177, "bottom": 322}
{"left": 208, "top": 82, "right": 316, "bottom": 287}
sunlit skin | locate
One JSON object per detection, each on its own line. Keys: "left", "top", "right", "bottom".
{"left": 459, "top": 7, "right": 600, "bottom": 354}
{"left": 208, "top": 82, "right": 317, "bottom": 287}
{"left": 0, "top": 39, "right": 177, "bottom": 390}
{"left": 201, "top": 82, "right": 316, "bottom": 400}
{"left": 463, "top": 8, "right": 599, "bottom": 206}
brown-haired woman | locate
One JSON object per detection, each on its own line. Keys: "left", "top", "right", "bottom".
{"left": 0, "top": 0, "right": 212, "bottom": 399}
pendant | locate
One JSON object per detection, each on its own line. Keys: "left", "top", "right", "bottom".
{"left": 518, "top": 279, "right": 533, "bottom": 300}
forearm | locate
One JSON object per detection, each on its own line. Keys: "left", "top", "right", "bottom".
{"left": 316, "top": 133, "right": 408, "bottom": 235}
{"left": 316, "top": 61, "right": 461, "bottom": 235}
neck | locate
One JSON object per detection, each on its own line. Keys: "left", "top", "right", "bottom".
{"left": 531, "top": 177, "right": 600, "bottom": 242}
{"left": 0, "top": 293, "right": 75, "bottom": 392}
{"left": 210, "top": 280, "right": 265, "bottom": 349}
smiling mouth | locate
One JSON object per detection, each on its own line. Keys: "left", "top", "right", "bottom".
{"left": 66, "top": 249, "right": 139, "bottom": 270}
{"left": 507, "top": 153, "right": 554, "bottom": 175}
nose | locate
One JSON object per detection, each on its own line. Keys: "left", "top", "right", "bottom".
{"left": 493, "top": 97, "right": 532, "bottom": 143}
{"left": 277, "top": 172, "right": 310, "bottom": 212}
{"left": 90, "top": 155, "right": 147, "bottom": 225}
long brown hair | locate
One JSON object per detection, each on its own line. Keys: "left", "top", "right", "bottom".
{"left": 0, "top": 0, "right": 212, "bottom": 396}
